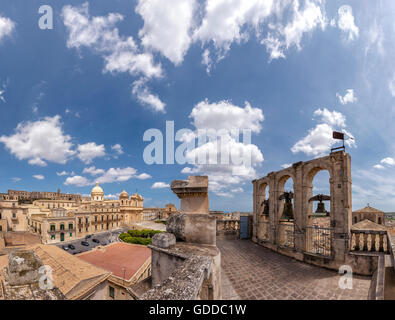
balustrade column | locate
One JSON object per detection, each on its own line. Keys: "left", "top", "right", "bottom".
{"left": 354, "top": 232, "right": 360, "bottom": 251}
{"left": 371, "top": 233, "right": 377, "bottom": 252}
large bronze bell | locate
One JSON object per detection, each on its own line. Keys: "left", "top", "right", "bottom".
{"left": 279, "top": 192, "right": 294, "bottom": 220}
{"left": 315, "top": 201, "right": 327, "bottom": 214}
{"left": 308, "top": 194, "right": 330, "bottom": 216}
{"left": 263, "top": 199, "right": 269, "bottom": 215}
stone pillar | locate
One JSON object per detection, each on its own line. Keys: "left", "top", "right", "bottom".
{"left": 330, "top": 151, "right": 352, "bottom": 262}
{"left": 167, "top": 176, "right": 216, "bottom": 245}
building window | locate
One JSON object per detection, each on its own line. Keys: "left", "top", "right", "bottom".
{"left": 70, "top": 233, "right": 72, "bottom": 237}
{"left": 60, "top": 224, "right": 65, "bottom": 231}
{"left": 50, "top": 225, "right": 55, "bottom": 231}
{"left": 51, "top": 234, "right": 55, "bottom": 240}
{"left": 86, "top": 218, "right": 88, "bottom": 223}
{"left": 12, "top": 213, "right": 16, "bottom": 219}
{"left": 69, "top": 224, "right": 73, "bottom": 230}
{"left": 79, "top": 228, "right": 81, "bottom": 233}
{"left": 86, "top": 227, "right": 88, "bottom": 232}
{"left": 109, "top": 286, "right": 115, "bottom": 299}
{"left": 79, "top": 218, "right": 82, "bottom": 224}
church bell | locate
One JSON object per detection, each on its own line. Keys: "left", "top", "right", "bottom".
{"left": 315, "top": 201, "right": 327, "bottom": 215}
{"left": 280, "top": 202, "right": 294, "bottom": 220}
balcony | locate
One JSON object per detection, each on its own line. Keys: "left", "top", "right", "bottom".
{"left": 350, "top": 219, "right": 388, "bottom": 253}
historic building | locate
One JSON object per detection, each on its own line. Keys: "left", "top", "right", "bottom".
{"left": 28, "top": 183, "right": 144, "bottom": 243}
{"left": 352, "top": 205, "right": 385, "bottom": 225}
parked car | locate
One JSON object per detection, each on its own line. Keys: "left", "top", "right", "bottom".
{"left": 68, "top": 244, "right": 75, "bottom": 250}
{"left": 81, "top": 241, "right": 89, "bottom": 246}
{"left": 92, "top": 238, "right": 100, "bottom": 243}
{"left": 61, "top": 246, "right": 69, "bottom": 251}
{"left": 86, "top": 235, "right": 92, "bottom": 239}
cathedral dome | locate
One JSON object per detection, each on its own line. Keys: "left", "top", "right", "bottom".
{"left": 91, "top": 182, "right": 104, "bottom": 196}
{"left": 119, "top": 190, "right": 129, "bottom": 199}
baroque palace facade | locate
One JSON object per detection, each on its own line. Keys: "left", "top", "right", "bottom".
{"left": 0, "top": 183, "right": 144, "bottom": 244}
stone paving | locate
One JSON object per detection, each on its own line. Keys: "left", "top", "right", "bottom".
{"left": 218, "top": 239, "right": 371, "bottom": 300}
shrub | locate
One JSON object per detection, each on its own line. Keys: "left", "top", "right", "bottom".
{"left": 127, "top": 229, "right": 162, "bottom": 238}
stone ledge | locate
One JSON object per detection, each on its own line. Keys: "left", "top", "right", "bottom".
{"left": 140, "top": 255, "right": 211, "bottom": 300}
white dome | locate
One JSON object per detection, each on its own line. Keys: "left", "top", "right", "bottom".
{"left": 91, "top": 182, "right": 104, "bottom": 195}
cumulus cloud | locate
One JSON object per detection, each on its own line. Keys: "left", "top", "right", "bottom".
{"left": 180, "top": 99, "right": 264, "bottom": 196}
{"left": 292, "top": 108, "right": 355, "bottom": 157}
{"left": 77, "top": 142, "right": 106, "bottom": 164}
{"left": 151, "top": 182, "right": 170, "bottom": 189}
{"left": 0, "top": 15, "right": 15, "bottom": 42}
{"left": 62, "top": 2, "right": 162, "bottom": 79}
{"left": 281, "top": 163, "right": 292, "bottom": 169}
{"left": 373, "top": 164, "right": 384, "bottom": 170}
{"left": 190, "top": 100, "right": 264, "bottom": 133}
{"left": 132, "top": 78, "right": 166, "bottom": 112}
{"left": 83, "top": 166, "right": 105, "bottom": 176}
{"left": 136, "top": 173, "right": 152, "bottom": 180}
{"left": 97, "top": 167, "right": 137, "bottom": 184}
{"left": 111, "top": 144, "right": 124, "bottom": 155}
{"left": 336, "top": 89, "right": 357, "bottom": 105}
{"left": 56, "top": 171, "right": 69, "bottom": 176}
{"left": 136, "top": 0, "right": 196, "bottom": 65}
{"left": 33, "top": 175, "right": 45, "bottom": 180}
{"left": 64, "top": 166, "right": 145, "bottom": 186}
{"left": 0, "top": 116, "right": 75, "bottom": 166}
{"left": 380, "top": 157, "right": 395, "bottom": 166}
{"left": 194, "top": 0, "right": 326, "bottom": 64}
{"left": 64, "top": 175, "right": 91, "bottom": 187}
{"left": 313, "top": 108, "right": 346, "bottom": 127}
{"left": 336, "top": 5, "right": 359, "bottom": 41}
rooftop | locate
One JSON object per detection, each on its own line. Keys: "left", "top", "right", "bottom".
{"left": 353, "top": 205, "right": 384, "bottom": 214}
{"left": 77, "top": 242, "right": 151, "bottom": 281}
{"left": 27, "top": 244, "right": 110, "bottom": 299}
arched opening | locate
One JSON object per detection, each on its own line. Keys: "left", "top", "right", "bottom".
{"left": 309, "top": 170, "right": 331, "bottom": 228}
{"left": 305, "top": 167, "right": 332, "bottom": 257}
{"left": 277, "top": 175, "right": 295, "bottom": 248}
{"left": 257, "top": 181, "right": 270, "bottom": 241}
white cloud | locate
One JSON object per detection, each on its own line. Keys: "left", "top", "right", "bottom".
{"left": 12, "top": 177, "right": 21, "bottom": 182}
{"left": 281, "top": 163, "right": 292, "bottom": 169}
{"left": 291, "top": 123, "right": 335, "bottom": 157}
{"left": 33, "top": 175, "right": 45, "bottom": 180}
{"left": 136, "top": 173, "right": 152, "bottom": 180}
{"left": 97, "top": 167, "right": 137, "bottom": 184}
{"left": 0, "top": 15, "right": 15, "bottom": 42}
{"left": 83, "top": 166, "right": 105, "bottom": 176}
{"left": 380, "top": 157, "right": 395, "bottom": 166}
{"left": 292, "top": 109, "right": 355, "bottom": 157}
{"left": 373, "top": 164, "right": 385, "bottom": 170}
{"left": 190, "top": 99, "right": 264, "bottom": 133}
{"left": 64, "top": 175, "right": 91, "bottom": 187}
{"left": 193, "top": 0, "right": 274, "bottom": 54}
{"left": 180, "top": 99, "right": 264, "bottom": 196}
{"left": 111, "top": 144, "right": 124, "bottom": 155}
{"left": 62, "top": 2, "right": 162, "bottom": 79}
{"left": 151, "top": 182, "right": 170, "bottom": 189}
{"left": 313, "top": 108, "right": 346, "bottom": 127}
{"left": 337, "top": 5, "right": 359, "bottom": 41}
{"left": 56, "top": 171, "right": 68, "bottom": 176}
{"left": 336, "top": 89, "right": 357, "bottom": 105}
{"left": 282, "top": 0, "right": 326, "bottom": 50}
{"left": 77, "top": 142, "right": 106, "bottom": 164}
{"left": 202, "top": 49, "right": 213, "bottom": 74}
{"left": 136, "top": 0, "right": 196, "bottom": 65}
{"left": 132, "top": 78, "right": 166, "bottom": 112}
{"left": 194, "top": 0, "right": 326, "bottom": 63}
{"left": 0, "top": 116, "right": 75, "bottom": 166}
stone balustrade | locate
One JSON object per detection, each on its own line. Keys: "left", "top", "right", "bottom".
{"left": 216, "top": 219, "right": 240, "bottom": 240}
{"left": 350, "top": 230, "right": 388, "bottom": 253}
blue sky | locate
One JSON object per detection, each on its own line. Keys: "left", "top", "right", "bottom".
{"left": 0, "top": 0, "right": 394, "bottom": 211}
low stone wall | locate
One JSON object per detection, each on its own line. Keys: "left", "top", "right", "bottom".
{"left": 216, "top": 220, "right": 239, "bottom": 240}
{"left": 141, "top": 240, "right": 221, "bottom": 300}
{"left": 3, "top": 232, "right": 41, "bottom": 247}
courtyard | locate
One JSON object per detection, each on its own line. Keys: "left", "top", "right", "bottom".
{"left": 218, "top": 239, "right": 371, "bottom": 300}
